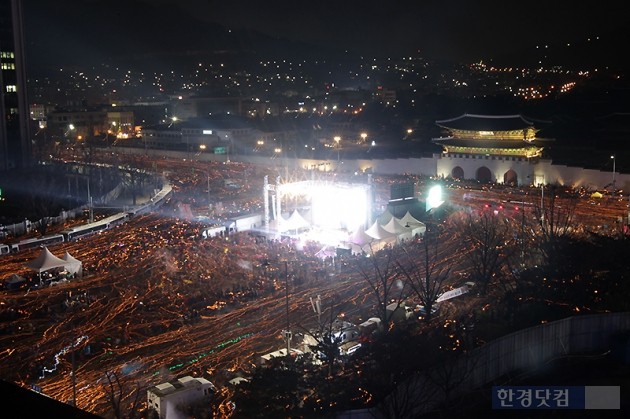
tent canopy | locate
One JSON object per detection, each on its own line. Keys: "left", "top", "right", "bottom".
{"left": 398, "top": 211, "right": 426, "bottom": 236}
{"left": 365, "top": 220, "right": 397, "bottom": 240}
{"left": 376, "top": 209, "right": 394, "bottom": 225}
{"left": 62, "top": 251, "right": 83, "bottom": 276}
{"left": 382, "top": 217, "right": 409, "bottom": 235}
{"left": 5, "top": 274, "right": 26, "bottom": 285}
{"left": 399, "top": 211, "right": 424, "bottom": 227}
{"left": 24, "top": 247, "right": 67, "bottom": 273}
{"left": 346, "top": 227, "right": 373, "bottom": 247}
{"left": 315, "top": 246, "right": 337, "bottom": 260}
{"left": 284, "top": 210, "right": 310, "bottom": 231}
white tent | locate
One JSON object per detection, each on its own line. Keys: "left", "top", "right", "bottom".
{"left": 376, "top": 209, "right": 395, "bottom": 225}
{"left": 382, "top": 217, "right": 409, "bottom": 234}
{"left": 3, "top": 274, "right": 27, "bottom": 289}
{"left": 399, "top": 211, "right": 423, "bottom": 227}
{"left": 62, "top": 251, "right": 83, "bottom": 277}
{"left": 267, "top": 216, "right": 288, "bottom": 233}
{"left": 346, "top": 227, "right": 373, "bottom": 246}
{"left": 284, "top": 210, "right": 310, "bottom": 231}
{"left": 365, "top": 220, "right": 397, "bottom": 241}
{"left": 24, "top": 247, "right": 67, "bottom": 273}
{"left": 397, "top": 211, "right": 426, "bottom": 237}
{"left": 382, "top": 217, "right": 412, "bottom": 242}
{"left": 315, "top": 246, "right": 337, "bottom": 260}
{"left": 342, "top": 228, "right": 373, "bottom": 255}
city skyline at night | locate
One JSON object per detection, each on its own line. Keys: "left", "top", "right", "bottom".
{"left": 1, "top": 1, "right": 630, "bottom": 418}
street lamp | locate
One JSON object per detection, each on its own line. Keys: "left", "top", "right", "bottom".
{"left": 206, "top": 172, "right": 210, "bottom": 211}
{"left": 66, "top": 124, "right": 76, "bottom": 141}
{"left": 538, "top": 174, "right": 545, "bottom": 224}
{"left": 611, "top": 155, "right": 616, "bottom": 190}
{"left": 283, "top": 260, "right": 290, "bottom": 355}
{"left": 86, "top": 177, "right": 93, "bottom": 223}
{"left": 192, "top": 167, "right": 211, "bottom": 212}
{"left": 334, "top": 136, "right": 341, "bottom": 162}
{"left": 262, "top": 259, "right": 292, "bottom": 356}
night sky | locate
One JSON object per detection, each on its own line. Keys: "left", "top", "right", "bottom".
{"left": 22, "top": 0, "right": 630, "bottom": 66}
{"left": 170, "top": 0, "right": 629, "bottom": 61}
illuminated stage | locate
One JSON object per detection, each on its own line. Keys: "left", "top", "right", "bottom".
{"left": 258, "top": 175, "right": 432, "bottom": 256}
{"left": 262, "top": 176, "right": 374, "bottom": 250}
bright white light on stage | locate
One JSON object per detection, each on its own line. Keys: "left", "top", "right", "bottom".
{"left": 426, "top": 185, "right": 444, "bottom": 211}
{"left": 299, "top": 228, "right": 349, "bottom": 247}
{"left": 311, "top": 183, "right": 369, "bottom": 232}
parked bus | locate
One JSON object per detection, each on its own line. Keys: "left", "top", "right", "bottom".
{"left": 61, "top": 212, "right": 128, "bottom": 241}
{"left": 10, "top": 234, "right": 65, "bottom": 253}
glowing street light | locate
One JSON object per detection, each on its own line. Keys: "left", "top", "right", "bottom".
{"left": 65, "top": 124, "right": 76, "bottom": 140}
{"left": 206, "top": 172, "right": 210, "bottom": 210}
{"left": 538, "top": 174, "right": 545, "bottom": 223}
{"left": 334, "top": 136, "right": 341, "bottom": 161}
{"left": 262, "top": 260, "right": 292, "bottom": 356}
{"left": 193, "top": 167, "right": 211, "bottom": 211}
{"left": 360, "top": 132, "right": 367, "bottom": 143}
{"left": 611, "top": 155, "right": 616, "bottom": 190}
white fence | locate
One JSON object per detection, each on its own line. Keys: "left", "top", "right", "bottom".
{"left": 0, "top": 180, "right": 125, "bottom": 239}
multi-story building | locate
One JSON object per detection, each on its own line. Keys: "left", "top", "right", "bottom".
{"left": 171, "top": 96, "right": 245, "bottom": 119}
{"left": 29, "top": 103, "right": 55, "bottom": 128}
{"left": 106, "top": 110, "right": 135, "bottom": 139}
{"left": 141, "top": 115, "right": 256, "bottom": 155}
{"left": 375, "top": 86, "right": 396, "bottom": 106}
{"left": 0, "top": 0, "right": 31, "bottom": 170}
{"left": 46, "top": 108, "right": 108, "bottom": 141}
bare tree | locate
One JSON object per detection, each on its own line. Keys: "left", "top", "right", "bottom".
{"left": 27, "top": 166, "right": 68, "bottom": 236}
{"left": 455, "top": 210, "right": 518, "bottom": 295}
{"left": 299, "top": 299, "right": 349, "bottom": 378}
{"left": 532, "top": 184, "right": 579, "bottom": 266}
{"left": 104, "top": 370, "right": 144, "bottom": 419}
{"left": 424, "top": 350, "right": 478, "bottom": 415}
{"left": 355, "top": 244, "right": 409, "bottom": 331}
{"left": 396, "top": 229, "right": 450, "bottom": 322}
{"left": 118, "top": 167, "right": 148, "bottom": 206}
{"left": 377, "top": 372, "right": 439, "bottom": 419}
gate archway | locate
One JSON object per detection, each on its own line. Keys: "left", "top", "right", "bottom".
{"left": 476, "top": 166, "right": 492, "bottom": 183}
{"left": 451, "top": 166, "right": 464, "bottom": 180}
{"left": 504, "top": 169, "right": 518, "bottom": 185}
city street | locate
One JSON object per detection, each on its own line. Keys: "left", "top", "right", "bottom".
{"left": 1, "top": 154, "right": 628, "bottom": 417}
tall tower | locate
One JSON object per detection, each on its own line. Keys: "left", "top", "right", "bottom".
{"left": 0, "top": 0, "right": 31, "bottom": 171}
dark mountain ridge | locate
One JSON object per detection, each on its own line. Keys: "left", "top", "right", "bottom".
{"left": 23, "top": 0, "right": 629, "bottom": 76}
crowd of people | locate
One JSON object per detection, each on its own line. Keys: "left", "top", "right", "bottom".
{"left": 2, "top": 149, "right": 627, "bottom": 417}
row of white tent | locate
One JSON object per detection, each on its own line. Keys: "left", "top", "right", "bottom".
{"left": 267, "top": 209, "right": 311, "bottom": 232}
{"left": 344, "top": 210, "right": 426, "bottom": 253}
{"left": 24, "top": 246, "right": 83, "bottom": 276}
{"left": 268, "top": 209, "right": 425, "bottom": 236}
{"left": 313, "top": 211, "right": 426, "bottom": 258}
{"left": 268, "top": 208, "right": 426, "bottom": 257}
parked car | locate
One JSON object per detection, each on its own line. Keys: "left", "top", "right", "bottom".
{"left": 415, "top": 303, "right": 440, "bottom": 319}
